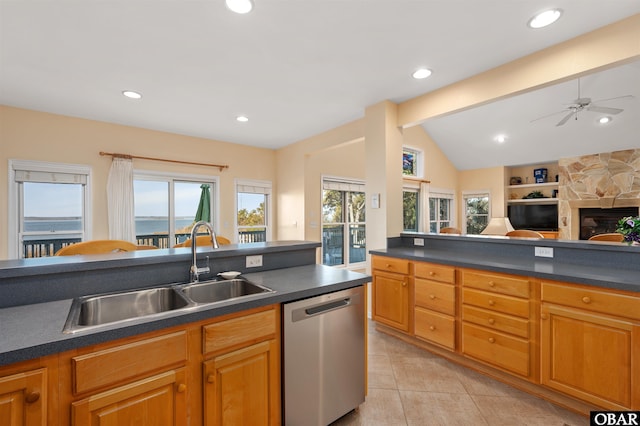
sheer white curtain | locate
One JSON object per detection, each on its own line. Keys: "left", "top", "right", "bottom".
{"left": 420, "top": 181, "right": 430, "bottom": 232}
{"left": 107, "top": 157, "right": 136, "bottom": 242}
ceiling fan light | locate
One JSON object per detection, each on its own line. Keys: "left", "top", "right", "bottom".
{"left": 226, "top": 0, "right": 254, "bottom": 14}
{"left": 528, "top": 9, "right": 562, "bottom": 29}
{"left": 599, "top": 116, "right": 612, "bottom": 124}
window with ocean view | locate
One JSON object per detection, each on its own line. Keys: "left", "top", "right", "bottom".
{"left": 133, "top": 172, "right": 218, "bottom": 248}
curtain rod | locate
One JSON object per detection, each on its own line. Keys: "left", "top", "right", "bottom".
{"left": 403, "top": 177, "right": 431, "bottom": 184}
{"left": 99, "top": 151, "right": 229, "bottom": 171}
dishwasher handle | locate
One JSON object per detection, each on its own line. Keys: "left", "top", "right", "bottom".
{"left": 291, "top": 297, "right": 353, "bottom": 322}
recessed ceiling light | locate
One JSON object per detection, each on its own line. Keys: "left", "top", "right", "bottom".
{"left": 598, "top": 116, "right": 612, "bottom": 124}
{"left": 412, "top": 68, "right": 432, "bottom": 80}
{"left": 236, "top": 115, "right": 249, "bottom": 122}
{"left": 122, "top": 90, "right": 142, "bottom": 99}
{"left": 494, "top": 134, "right": 507, "bottom": 143}
{"left": 528, "top": 9, "right": 562, "bottom": 29}
{"left": 226, "top": 0, "right": 254, "bottom": 14}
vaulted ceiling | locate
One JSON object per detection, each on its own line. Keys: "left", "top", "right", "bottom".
{"left": 1, "top": 1, "right": 639, "bottom": 169}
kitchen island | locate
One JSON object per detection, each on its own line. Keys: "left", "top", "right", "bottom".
{"left": 370, "top": 233, "right": 640, "bottom": 417}
{"left": 0, "top": 241, "right": 370, "bottom": 425}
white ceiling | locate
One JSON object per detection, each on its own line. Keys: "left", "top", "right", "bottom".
{"left": 1, "top": 1, "right": 639, "bottom": 170}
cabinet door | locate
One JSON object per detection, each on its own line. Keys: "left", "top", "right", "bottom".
{"left": 71, "top": 369, "right": 187, "bottom": 426}
{"left": 0, "top": 368, "right": 46, "bottom": 426}
{"left": 204, "top": 340, "right": 279, "bottom": 426}
{"left": 372, "top": 271, "right": 410, "bottom": 332}
{"left": 541, "top": 304, "right": 639, "bottom": 410}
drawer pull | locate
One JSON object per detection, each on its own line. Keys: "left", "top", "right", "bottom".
{"left": 582, "top": 296, "right": 591, "bottom": 304}
{"left": 25, "top": 391, "right": 40, "bottom": 404}
{"left": 429, "top": 271, "right": 436, "bottom": 276}
{"left": 541, "top": 313, "right": 548, "bottom": 320}
{"left": 207, "top": 374, "right": 215, "bottom": 384}
{"left": 488, "top": 300, "right": 495, "bottom": 306}
{"left": 429, "top": 294, "right": 436, "bottom": 300}
{"left": 429, "top": 325, "right": 435, "bottom": 331}
{"left": 488, "top": 337, "right": 495, "bottom": 344}
{"left": 488, "top": 318, "right": 495, "bottom": 325}
{"left": 489, "top": 281, "right": 495, "bottom": 287}
{"left": 386, "top": 264, "right": 392, "bottom": 268}
{"left": 177, "top": 383, "right": 187, "bottom": 393}
{"left": 402, "top": 281, "right": 407, "bottom": 287}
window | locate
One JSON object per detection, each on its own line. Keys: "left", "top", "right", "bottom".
{"left": 403, "top": 183, "right": 454, "bottom": 233}
{"left": 429, "top": 191, "right": 454, "bottom": 233}
{"left": 8, "top": 159, "right": 92, "bottom": 258}
{"left": 402, "top": 147, "right": 422, "bottom": 177}
{"left": 464, "top": 192, "right": 490, "bottom": 234}
{"left": 322, "top": 178, "right": 366, "bottom": 268}
{"left": 236, "top": 179, "right": 272, "bottom": 243}
{"left": 403, "top": 188, "right": 419, "bottom": 232}
{"left": 134, "top": 171, "right": 218, "bottom": 248}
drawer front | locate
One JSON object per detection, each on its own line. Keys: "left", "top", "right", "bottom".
{"left": 414, "top": 262, "right": 455, "bottom": 284}
{"left": 463, "top": 288, "right": 529, "bottom": 318}
{"left": 203, "top": 308, "right": 276, "bottom": 355}
{"left": 73, "top": 331, "right": 187, "bottom": 395}
{"left": 415, "top": 279, "right": 455, "bottom": 315}
{"left": 462, "top": 305, "right": 529, "bottom": 338}
{"left": 372, "top": 256, "right": 410, "bottom": 275}
{"left": 542, "top": 282, "right": 640, "bottom": 321}
{"left": 462, "top": 323, "right": 529, "bottom": 377}
{"left": 462, "top": 270, "right": 529, "bottom": 298}
{"left": 415, "top": 308, "right": 455, "bottom": 350}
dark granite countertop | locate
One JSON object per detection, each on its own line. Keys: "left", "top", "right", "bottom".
{"left": 0, "top": 264, "right": 371, "bottom": 366}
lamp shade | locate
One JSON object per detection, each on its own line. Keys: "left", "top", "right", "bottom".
{"left": 481, "top": 217, "right": 515, "bottom": 235}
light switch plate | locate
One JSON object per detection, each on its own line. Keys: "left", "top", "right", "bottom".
{"left": 246, "top": 255, "right": 263, "bottom": 268}
{"left": 535, "top": 246, "right": 554, "bottom": 258}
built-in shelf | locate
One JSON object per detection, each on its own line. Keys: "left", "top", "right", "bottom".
{"left": 507, "top": 182, "right": 558, "bottom": 189}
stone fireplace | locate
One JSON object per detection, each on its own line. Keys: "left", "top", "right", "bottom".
{"left": 558, "top": 149, "right": 640, "bottom": 240}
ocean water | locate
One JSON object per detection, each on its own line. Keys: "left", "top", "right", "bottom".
{"left": 24, "top": 218, "right": 195, "bottom": 235}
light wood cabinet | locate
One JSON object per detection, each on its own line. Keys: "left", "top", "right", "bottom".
{"left": 202, "top": 307, "right": 280, "bottom": 426}
{"left": 461, "top": 269, "right": 534, "bottom": 379}
{"left": 372, "top": 256, "right": 411, "bottom": 332}
{"left": 540, "top": 281, "right": 640, "bottom": 410}
{"left": 0, "top": 367, "right": 47, "bottom": 426}
{"left": 413, "top": 261, "right": 456, "bottom": 350}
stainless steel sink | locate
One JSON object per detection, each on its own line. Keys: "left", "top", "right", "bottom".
{"left": 63, "top": 287, "right": 191, "bottom": 333}
{"left": 178, "top": 278, "right": 274, "bottom": 304}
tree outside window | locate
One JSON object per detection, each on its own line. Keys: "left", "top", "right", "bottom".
{"left": 403, "top": 190, "right": 419, "bottom": 232}
{"left": 464, "top": 195, "right": 489, "bottom": 234}
{"left": 429, "top": 197, "right": 452, "bottom": 233}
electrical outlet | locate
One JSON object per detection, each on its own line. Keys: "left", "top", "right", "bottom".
{"left": 414, "top": 238, "right": 425, "bottom": 246}
{"left": 534, "top": 246, "right": 554, "bottom": 258}
{"left": 246, "top": 255, "right": 263, "bottom": 268}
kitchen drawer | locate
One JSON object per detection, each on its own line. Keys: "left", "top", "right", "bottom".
{"left": 372, "top": 256, "right": 410, "bottom": 275}
{"left": 462, "top": 305, "right": 529, "bottom": 338}
{"left": 541, "top": 282, "right": 640, "bottom": 321}
{"left": 415, "top": 279, "right": 455, "bottom": 315}
{"left": 462, "top": 270, "right": 529, "bottom": 298}
{"left": 73, "top": 331, "right": 187, "bottom": 395}
{"left": 462, "top": 323, "right": 529, "bottom": 377}
{"left": 414, "top": 262, "right": 455, "bottom": 284}
{"left": 463, "top": 288, "right": 529, "bottom": 318}
{"left": 414, "top": 308, "right": 455, "bottom": 350}
{"left": 203, "top": 308, "right": 277, "bottom": 355}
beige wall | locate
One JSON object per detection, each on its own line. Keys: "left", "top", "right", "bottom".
{"left": 0, "top": 106, "right": 276, "bottom": 259}
{"left": 458, "top": 167, "right": 507, "bottom": 221}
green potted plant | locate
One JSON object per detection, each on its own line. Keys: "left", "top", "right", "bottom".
{"left": 615, "top": 216, "right": 640, "bottom": 245}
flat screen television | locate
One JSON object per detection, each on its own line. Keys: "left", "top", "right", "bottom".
{"left": 507, "top": 204, "right": 558, "bottom": 231}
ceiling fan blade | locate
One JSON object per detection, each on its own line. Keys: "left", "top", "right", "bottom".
{"left": 530, "top": 109, "right": 567, "bottom": 123}
{"left": 556, "top": 111, "right": 575, "bottom": 126}
{"left": 587, "top": 105, "right": 623, "bottom": 114}
{"left": 591, "top": 94, "right": 635, "bottom": 103}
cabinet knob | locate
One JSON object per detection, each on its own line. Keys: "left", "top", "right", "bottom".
{"left": 429, "top": 271, "right": 435, "bottom": 276}
{"left": 582, "top": 296, "right": 591, "bottom": 304}
{"left": 207, "top": 374, "right": 215, "bottom": 384}
{"left": 177, "top": 383, "right": 187, "bottom": 393}
{"left": 429, "top": 325, "right": 435, "bottom": 331}
{"left": 25, "top": 391, "right": 40, "bottom": 404}
{"left": 429, "top": 294, "right": 436, "bottom": 300}
{"left": 488, "top": 337, "right": 495, "bottom": 344}
{"left": 541, "top": 313, "right": 548, "bottom": 320}
{"left": 386, "top": 264, "right": 391, "bottom": 268}
{"left": 402, "top": 281, "right": 407, "bottom": 287}
{"left": 488, "top": 318, "right": 495, "bottom": 325}
{"left": 488, "top": 300, "right": 495, "bottom": 306}
{"left": 488, "top": 281, "right": 495, "bottom": 287}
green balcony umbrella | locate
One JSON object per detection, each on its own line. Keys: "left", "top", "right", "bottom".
{"left": 194, "top": 184, "right": 211, "bottom": 222}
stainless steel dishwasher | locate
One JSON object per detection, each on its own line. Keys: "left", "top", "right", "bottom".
{"left": 283, "top": 286, "right": 365, "bottom": 425}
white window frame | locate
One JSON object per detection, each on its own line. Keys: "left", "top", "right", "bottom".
{"left": 462, "top": 190, "right": 491, "bottom": 234}
{"left": 428, "top": 187, "right": 456, "bottom": 233}
{"left": 321, "top": 176, "right": 366, "bottom": 270}
{"left": 133, "top": 170, "right": 220, "bottom": 245}
{"left": 8, "top": 159, "right": 92, "bottom": 259}
{"left": 235, "top": 178, "right": 273, "bottom": 243}
{"left": 402, "top": 146, "right": 423, "bottom": 178}
{"left": 402, "top": 180, "right": 421, "bottom": 232}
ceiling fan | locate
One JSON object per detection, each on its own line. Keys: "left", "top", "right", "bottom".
{"left": 531, "top": 79, "right": 634, "bottom": 126}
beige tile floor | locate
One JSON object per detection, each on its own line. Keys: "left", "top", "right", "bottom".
{"left": 331, "top": 322, "right": 589, "bottom": 426}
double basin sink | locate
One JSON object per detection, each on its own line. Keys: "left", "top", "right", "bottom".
{"left": 63, "top": 278, "right": 274, "bottom": 333}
